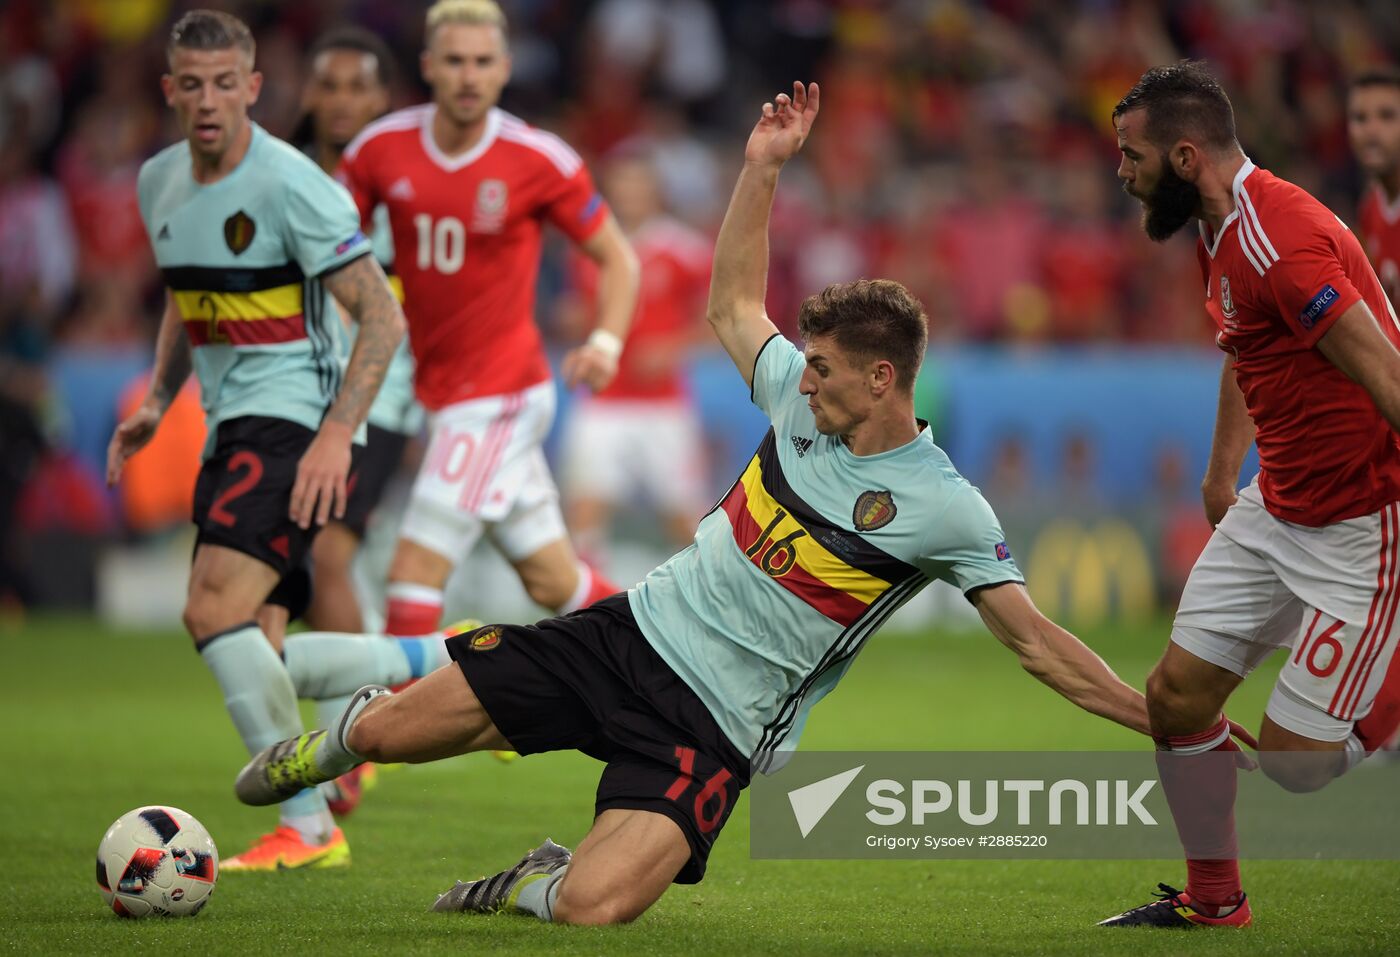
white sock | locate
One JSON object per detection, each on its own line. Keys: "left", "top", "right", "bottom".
{"left": 556, "top": 563, "right": 592, "bottom": 614}
{"left": 1342, "top": 732, "right": 1367, "bottom": 773}
{"left": 312, "top": 685, "right": 392, "bottom": 778}
{"left": 512, "top": 866, "right": 568, "bottom": 921}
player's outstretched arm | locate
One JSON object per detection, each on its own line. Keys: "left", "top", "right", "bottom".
{"left": 971, "top": 582, "right": 1152, "bottom": 736}
{"left": 1201, "top": 356, "right": 1254, "bottom": 527}
{"left": 106, "top": 291, "right": 189, "bottom": 485}
{"left": 561, "top": 214, "right": 640, "bottom": 392}
{"left": 708, "top": 81, "right": 819, "bottom": 389}
{"left": 290, "top": 255, "right": 406, "bottom": 529}
{"left": 1317, "top": 300, "right": 1400, "bottom": 433}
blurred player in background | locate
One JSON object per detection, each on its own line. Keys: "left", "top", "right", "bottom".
{"left": 1349, "top": 70, "right": 1400, "bottom": 310}
{"left": 106, "top": 10, "right": 405, "bottom": 870}
{"left": 1347, "top": 67, "right": 1400, "bottom": 756}
{"left": 288, "top": 25, "right": 426, "bottom": 816}
{"left": 559, "top": 148, "right": 713, "bottom": 564}
{"left": 299, "top": 27, "right": 422, "bottom": 634}
{"left": 337, "top": 0, "right": 640, "bottom": 637}
{"left": 1103, "top": 61, "right": 1400, "bottom": 928}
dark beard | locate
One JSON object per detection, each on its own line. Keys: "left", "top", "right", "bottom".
{"left": 1139, "top": 161, "right": 1201, "bottom": 242}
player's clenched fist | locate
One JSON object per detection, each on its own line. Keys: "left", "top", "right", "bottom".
{"left": 289, "top": 421, "right": 353, "bottom": 529}
{"left": 745, "top": 81, "right": 820, "bottom": 169}
{"left": 106, "top": 402, "right": 163, "bottom": 486}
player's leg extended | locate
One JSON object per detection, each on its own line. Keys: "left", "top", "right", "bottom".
{"left": 433, "top": 809, "right": 690, "bottom": 924}
{"left": 1102, "top": 518, "right": 1291, "bottom": 928}
{"left": 1252, "top": 499, "right": 1400, "bottom": 781}
{"left": 235, "top": 663, "right": 510, "bottom": 805}
{"left": 186, "top": 545, "right": 346, "bottom": 868}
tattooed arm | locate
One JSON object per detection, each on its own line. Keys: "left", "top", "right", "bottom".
{"left": 107, "top": 291, "right": 191, "bottom": 484}
{"left": 288, "top": 254, "right": 406, "bottom": 528}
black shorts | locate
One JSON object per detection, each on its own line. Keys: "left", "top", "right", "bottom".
{"left": 192, "top": 415, "right": 324, "bottom": 578}
{"left": 445, "top": 595, "right": 750, "bottom": 884}
{"left": 338, "top": 423, "right": 409, "bottom": 538}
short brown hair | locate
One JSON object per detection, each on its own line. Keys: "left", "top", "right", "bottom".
{"left": 796, "top": 279, "right": 928, "bottom": 393}
{"left": 167, "top": 9, "right": 255, "bottom": 66}
{"left": 1112, "top": 60, "right": 1237, "bottom": 153}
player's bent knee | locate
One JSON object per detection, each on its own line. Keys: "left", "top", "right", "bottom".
{"left": 182, "top": 594, "right": 238, "bottom": 643}
{"left": 1257, "top": 750, "right": 1337, "bottom": 793}
{"left": 523, "top": 575, "right": 573, "bottom": 612}
{"left": 1145, "top": 663, "right": 1192, "bottom": 721}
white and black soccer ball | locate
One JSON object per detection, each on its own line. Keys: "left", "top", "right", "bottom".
{"left": 96, "top": 806, "right": 218, "bottom": 917}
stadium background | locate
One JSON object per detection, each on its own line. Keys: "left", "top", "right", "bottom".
{"left": 2, "top": 0, "right": 1398, "bottom": 630}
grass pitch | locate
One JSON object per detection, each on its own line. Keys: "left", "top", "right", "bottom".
{"left": 2, "top": 614, "right": 1396, "bottom": 955}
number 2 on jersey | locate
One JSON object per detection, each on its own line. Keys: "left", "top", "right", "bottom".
{"left": 414, "top": 214, "right": 466, "bottom": 274}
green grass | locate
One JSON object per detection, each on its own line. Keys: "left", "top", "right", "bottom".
{"left": 2, "top": 615, "right": 1396, "bottom": 955}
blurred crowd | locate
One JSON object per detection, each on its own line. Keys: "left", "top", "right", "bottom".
{"left": 2, "top": 0, "right": 1398, "bottom": 611}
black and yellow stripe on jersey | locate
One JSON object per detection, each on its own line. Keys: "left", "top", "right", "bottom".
{"left": 719, "top": 429, "right": 922, "bottom": 627}
{"left": 162, "top": 263, "right": 343, "bottom": 402}
{"left": 164, "top": 263, "right": 312, "bottom": 347}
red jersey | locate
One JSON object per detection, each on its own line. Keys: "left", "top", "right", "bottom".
{"left": 569, "top": 216, "right": 711, "bottom": 401}
{"left": 1198, "top": 160, "right": 1400, "bottom": 526}
{"left": 340, "top": 105, "right": 608, "bottom": 409}
{"left": 1356, "top": 184, "right": 1400, "bottom": 306}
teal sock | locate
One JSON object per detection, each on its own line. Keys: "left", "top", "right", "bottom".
{"left": 198, "top": 623, "right": 333, "bottom": 843}
{"left": 511, "top": 866, "right": 567, "bottom": 921}
{"left": 283, "top": 631, "right": 447, "bottom": 700}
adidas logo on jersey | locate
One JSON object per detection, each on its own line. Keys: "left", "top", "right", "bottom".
{"left": 388, "top": 177, "right": 415, "bottom": 201}
{"left": 791, "top": 435, "right": 814, "bottom": 457}
{"left": 157, "top": 224, "right": 171, "bottom": 240}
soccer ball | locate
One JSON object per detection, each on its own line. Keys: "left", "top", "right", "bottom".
{"left": 96, "top": 806, "right": 218, "bottom": 917}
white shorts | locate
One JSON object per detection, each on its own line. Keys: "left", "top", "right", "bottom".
{"left": 560, "top": 398, "right": 708, "bottom": 514}
{"left": 398, "top": 381, "right": 566, "bottom": 563}
{"left": 1172, "top": 478, "right": 1400, "bottom": 742}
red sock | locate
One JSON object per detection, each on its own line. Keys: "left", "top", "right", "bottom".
{"left": 1354, "top": 647, "right": 1400, "bottom": 752}
{"left": 583, "top": 566, "right": 620, "bottom": 606}
{"left": 556, "top": 563, "right": 621, "bottom": 614}
{"left": 1155, "top": 715, "right": 1243, "bottom": 915}
{"left": 385, "top": 583, "right": 443, "bottom": 637}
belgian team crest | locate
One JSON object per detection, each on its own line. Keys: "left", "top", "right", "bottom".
{"left": 468, "top": 626, "right": 502, "bottom": 652}
{"left": 853, "top": 490, "right": 896, "bottom": 531}
{"left": 223, "top": 210, "right": 256, "bottom": 255}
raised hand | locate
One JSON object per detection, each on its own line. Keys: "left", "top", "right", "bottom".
{"left": 744, "top": 81, "right": 820, "bottom": 169}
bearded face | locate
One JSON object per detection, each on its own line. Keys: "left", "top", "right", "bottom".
{"left": 1135, "top": 153, "right": 1202, "bottom": 242}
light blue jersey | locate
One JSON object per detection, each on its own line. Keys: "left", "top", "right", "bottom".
{"left": 138, "top": 123, "right": 371, "bottom": 452}
{"left": 361, "top": 205, "right": 422, "bottom": 435}
{"left": 629, "top": 336, "right": 1023, "bottom": 769}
